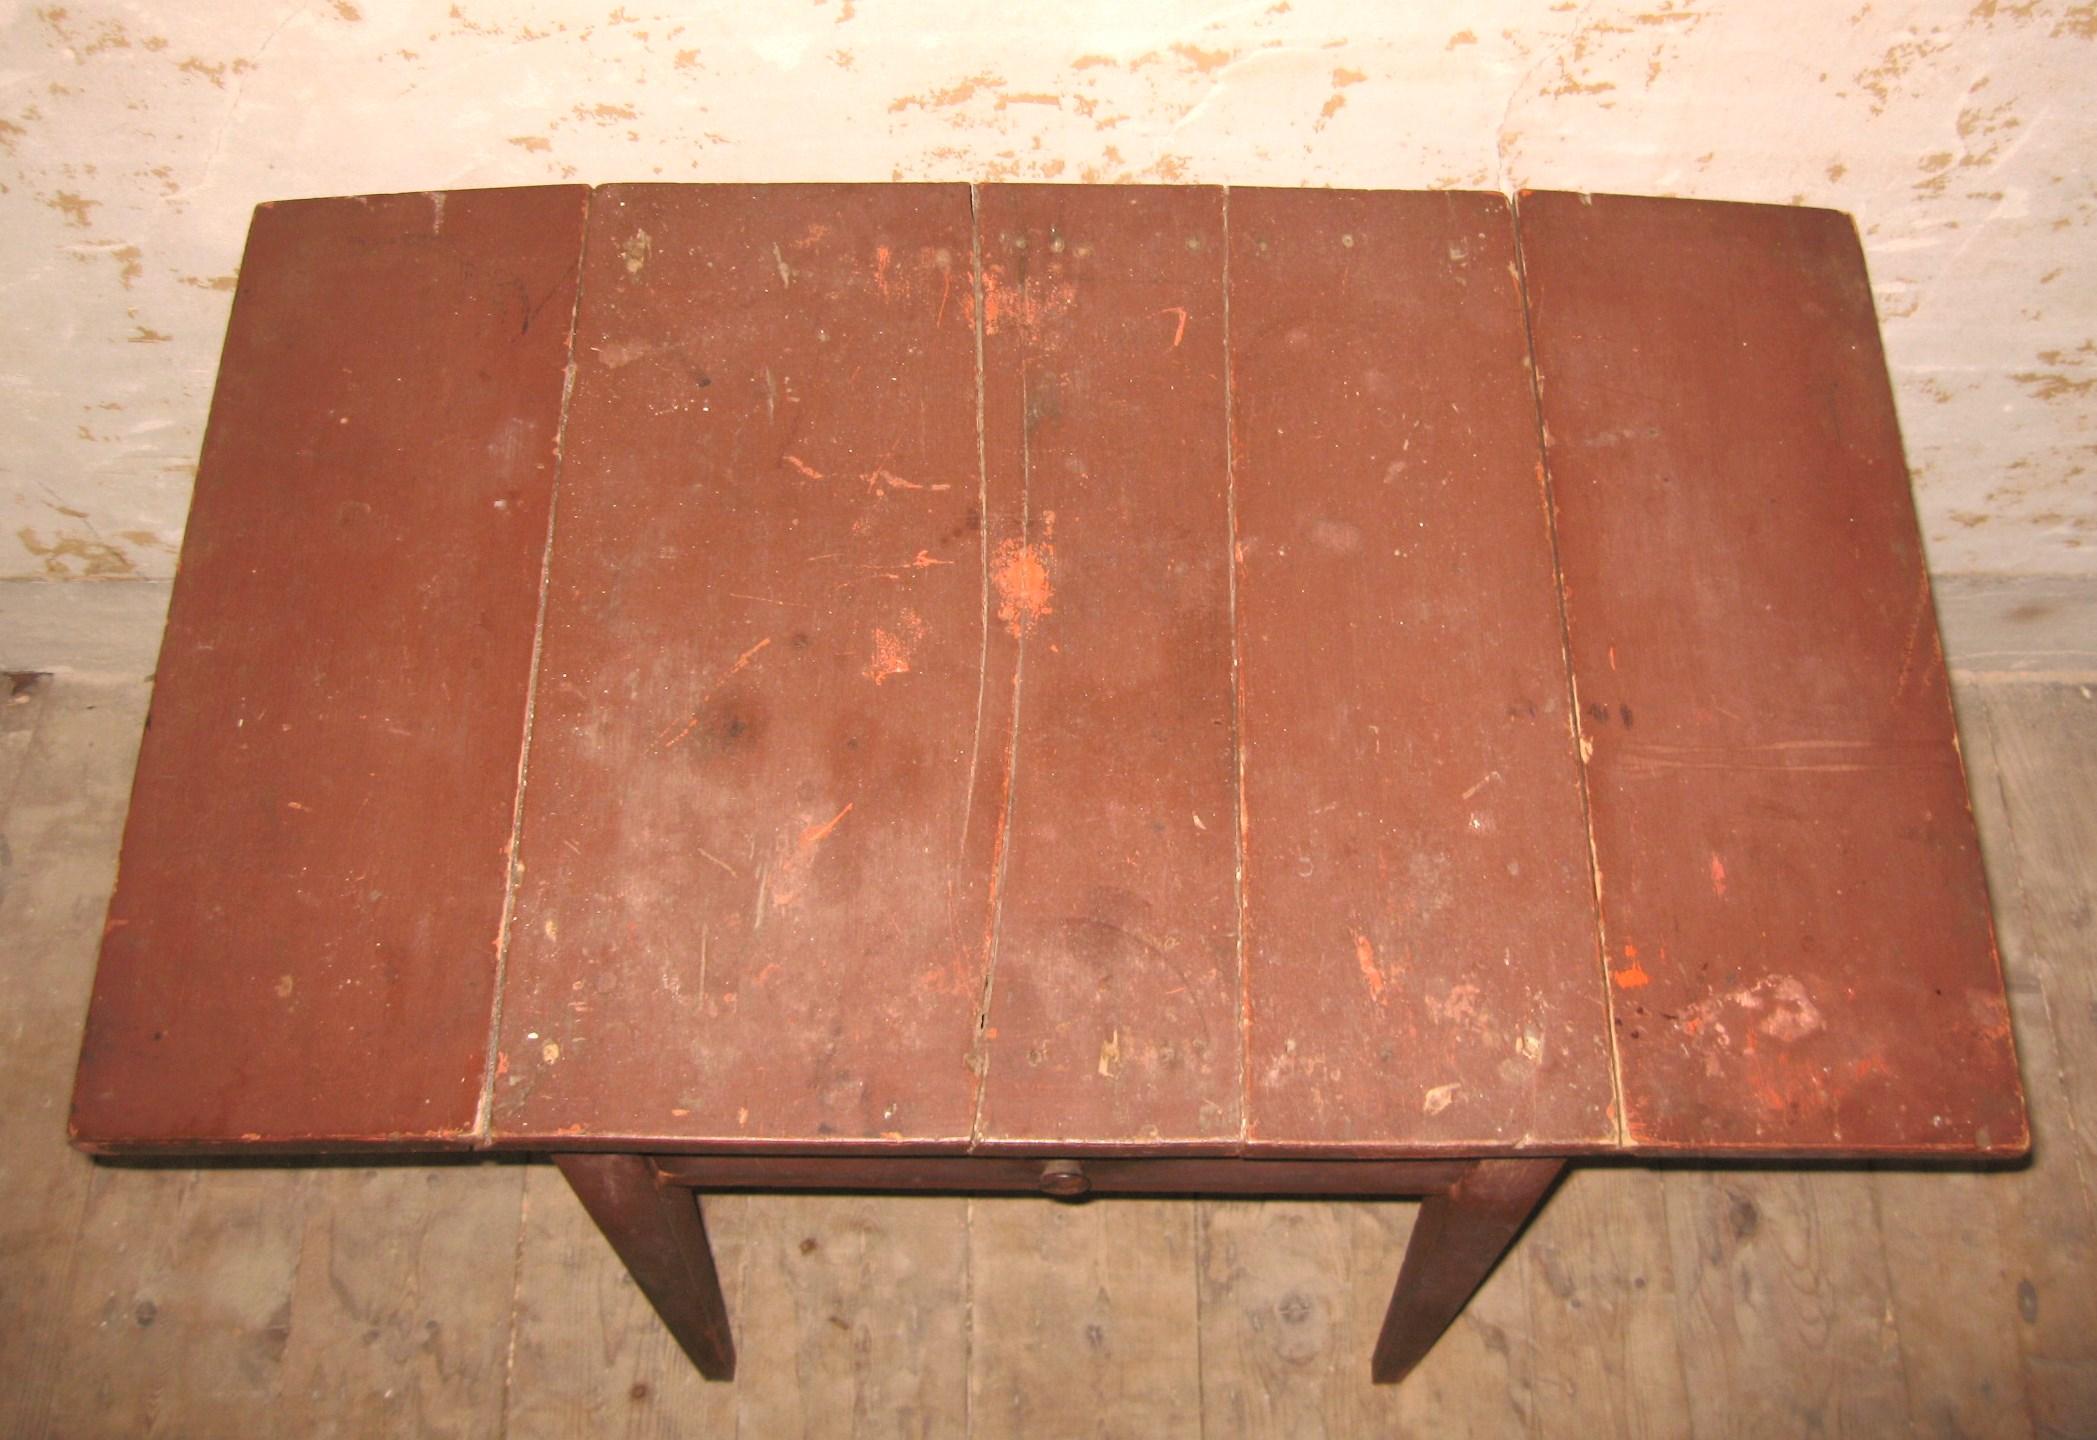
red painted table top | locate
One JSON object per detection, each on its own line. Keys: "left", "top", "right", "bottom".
{"left": 69, "top": 184, "right": 2028, "bottom": 1162}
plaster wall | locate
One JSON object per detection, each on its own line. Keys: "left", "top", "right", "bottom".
{"left": 1, "top": 1, "right": 2091, "bottom": 663}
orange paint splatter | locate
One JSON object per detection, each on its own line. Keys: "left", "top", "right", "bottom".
{"left": 992, "top": 538, "right": 1054, "bottom": 637}
{"left": 867, "top": 628, "right": 913, "bottom": 684}
{"left": 865, "top": 610, "right": 926, "bottom": 685}
{"left": 1157, "top": 305, "right": 1188, "bottom": 348}
{"left": 975, "top": 268, "right": 1076, "bottom": 336}
{"left": 1709, "top": 853, "right": 1727, "bottom": 896}
{"left": 1613, "top": 961, "right": 1651, "bottom": 989}
{"left": 873, "top": 243, "right": 893, "bottom": 297}
{"left": 1354, "top": 932, "right": 1385, "bottom": 1002}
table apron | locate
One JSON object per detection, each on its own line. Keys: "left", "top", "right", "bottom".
{"left": 646, "top": 1153, "right": 1488, "bottom": 1198}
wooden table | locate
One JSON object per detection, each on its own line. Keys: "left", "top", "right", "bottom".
{"left": 69, "top": 183, "right": 2029, "bottom": 1385}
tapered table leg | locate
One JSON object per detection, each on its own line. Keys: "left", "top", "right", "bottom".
{"left": 556, "top": 1153, "right": 736, "bottom": 1381}
{"left": 1372, "top": 1157, "right": 1564, "bottom": 1383}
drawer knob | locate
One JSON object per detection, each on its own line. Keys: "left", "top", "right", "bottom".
{"left": 1038, "top": 1159, "right": 1089, "bottom": 1199}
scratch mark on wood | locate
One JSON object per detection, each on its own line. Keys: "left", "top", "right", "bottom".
{"left": 656, "top": 637, "right": 774, "bottom": 750}
{"left": 770, "top": 802, "right": 855, "bottom": 908}
{"left": 1158, "top": 305, "right": 1188, "bottom": 348}
{"left": 694, "top": 846, "right": 740, "bottom": 880}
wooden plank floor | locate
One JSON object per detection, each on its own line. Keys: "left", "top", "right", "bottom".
{"left": 4, "top": 669, "right": 2093, "bottom": 1438}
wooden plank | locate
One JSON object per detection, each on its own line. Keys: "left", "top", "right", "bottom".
{"left": 1862, "top": 682, "right": 2034, "bottom": 1439}
{"left": 1392, "top": 1238, "right": 1543, "bottom": 1440}
{"left": 968, "top": 1195, "right": 1202, "bottom": 1437}
{"left": 503, "top": 1164, "right": 740, "bottom": 1440}
{"left": 730, "top": 1194, "right": 970, "bottom": 1436}
{"left": 1963, "top": 684, "right": 2097, "bottom": 1435}
{"left": 0, "top": 672, "right": 48, "bottom": 808}
{"left": 69, "top": 186, "right": 590, "bottom": 1151}
{"left": 494, "top": 184, "right": 990, "bottom": 1149}
{"left": 1229, "top": 187, "right": 1612, "bottom": 1155}
{"left": 1518, "top": 1165, "right": 1692, "bottom": 1438}
{"left": 1872, "top": 1162, "right": 2034, "bottom": 1438}
{"left": 1196, "top": 1197, "right": 1540, "bottom": 1436}
{"left": 0, "top": 679, "right": 145, "bottom": 1438}
{"left": 1515, "top": 190, "right": 2027, "bottom": 1157}
{"left": 277, "top": 1162, "right": 527, "bottom": 1437}
{"left": 1662, "top": 1169, "right": 1913, "bottom": 1435}
{"left": 969, "top": 184, "right": 1241, "bottom": 1150}
{"left": 47, "top": 1165, "right": 308, "bottom": 1435}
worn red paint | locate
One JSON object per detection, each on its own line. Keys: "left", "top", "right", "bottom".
{"left": 67, "top": 184, "right": 590, "bottom": 1151}
{"left": 656, "top": 637, "right": 774, "bottom": 751}
{"left": 865, "top": 610, "right": 925, "bottom": 685}
{"left": 975, "top": 267, "right": 1077, "bottom": 336}
{"left": 1520, "top": 188, "right": 2026, "bottom": 1155}
{"left": 74, "top": 185, "right": 2028, "bottom": 1185}
{"left": 991, "top": 538, "right": 1054, "bottom": 637}
{"left": 867, "top": 628, "right": 912, "bottom": 684}
{"left": 1355, "top": 932, "right": 1386, "bottom": 1002}
{"left": 780, "top": 802, "right": 855, "bottom": 887}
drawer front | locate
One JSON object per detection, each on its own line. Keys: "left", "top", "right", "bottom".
{"left": 648, "top": 1153, "right": 1477, "bottom": 1199}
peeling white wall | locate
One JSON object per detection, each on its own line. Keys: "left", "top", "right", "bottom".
{"left": 3, "top": 0, "right": 2092, "bottom": 596}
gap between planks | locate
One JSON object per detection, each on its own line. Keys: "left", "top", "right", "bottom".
{"left": 476, "top": 189, "right": 595, "bottom": 1146}
{"left": 1504, "top": 192, "right": 1628, "bottom": 1149}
